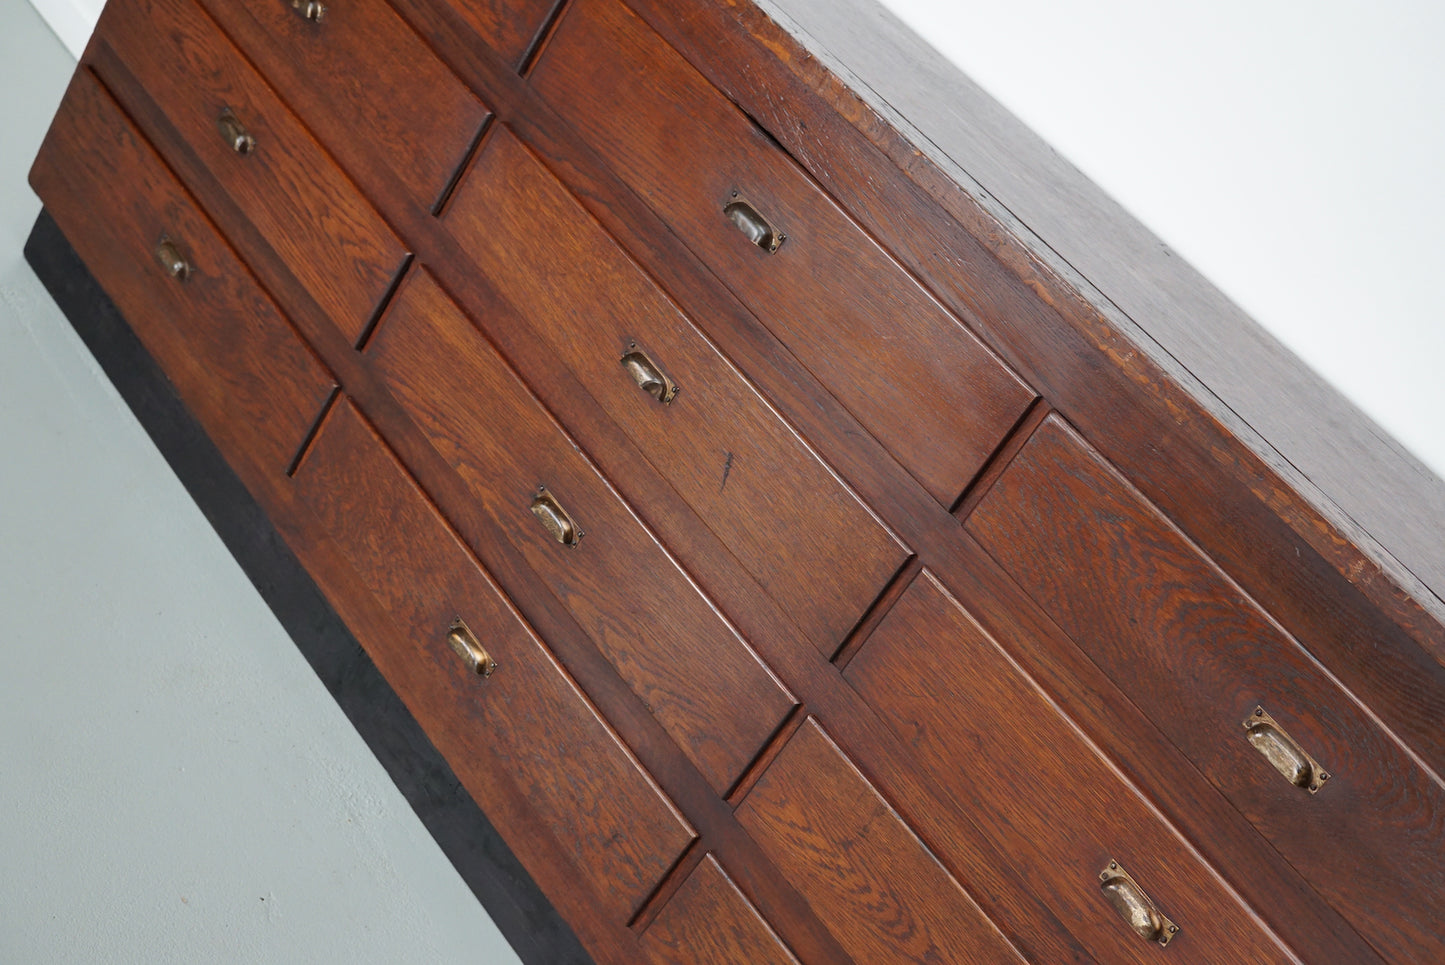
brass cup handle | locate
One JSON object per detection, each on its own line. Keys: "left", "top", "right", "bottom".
{"left": 217, "top": 108, "right": 255, "bottom": 155}
{"left": 1243, "top": 706, "right": 1331, "bottom": 793}
{"left": 446, "top": 618, "right": 497, "bottom": 677}
{"left": 724, "top": 192, "right": 785, "bottom": 253}
{"left": 291, "top": 0, "right": 326, "bottom": 22}
{"left": 1100, "top": 861, "right": 1178, "bottom": 947}
{"left": 530, "top": 487, "right": 582, "bottom": 547}
{"left": 155, "top": 237, "right": 190, "bottom": 281}
{"left": 620, "top": 341, "right": 678, "bottom": 404}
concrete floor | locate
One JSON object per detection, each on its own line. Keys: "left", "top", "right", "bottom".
{"left": 0, "top": 2, "right": 520, "bottom": 961}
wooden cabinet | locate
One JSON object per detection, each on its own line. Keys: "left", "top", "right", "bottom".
{"left": 27, "top": 0, "right": 1445, "bottom": 960}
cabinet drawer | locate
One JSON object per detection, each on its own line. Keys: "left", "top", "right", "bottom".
{"left": 736, "top": 719, "right": 1023, "bottom": 964}
{"left": 967, "top": 416, "right": 1445, "bottom": 962}
{"left": 444, "top": 126, "right": 909, "bottom": 655}
{"left": 292, "top": 397, "right": 694, "bottom": 919}
{"left": 642, "top": 856, "right": 799, "bottom": 965}
{"left": 365, "top": 269, "right": 796, "bottom": 795}
{"left": 531, "top": 0, "right": 1035, "bottom": 509}
{"left": 30, "top": 69, "right": 333, "bottom": 476}
{"left": 846, "top": 572, "right": 1294, "bottom": 962}
{"left": 430, "top": 0, "right": 559, "bottom": 68}
{"left": 97, "top": 0, "right": 409, "bottom": 345}
{"left": 197, "top": 0, "right": 488, "bottom": 213}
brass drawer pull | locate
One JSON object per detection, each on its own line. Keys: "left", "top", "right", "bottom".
{"left": 446, "top": 618, "right": 497, "bottom": 677}
{"left": 725, "top": 192, "right": 785, "bottom": 253}
{"left": 155, "top": 236, "right": 191, "bottom": 281}
{"left": 291, "top": 0, "right": 326, "bottom": 22}
{"left": 530, "top": 486, "right": 582, "bottom": 547}
{"left": 1243, "top": 706, "right": 1330, "bottom": 793}
{"left": 620, "top": 341, "right": 678, "bottom": 404}
{"left": 217, "top": 108, "right": 255, "bottom": 155}
{"left": 1100, "top": 860, "right": 1178, "bottom": 947}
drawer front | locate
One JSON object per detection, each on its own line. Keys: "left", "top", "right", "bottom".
{"left": 735, "top": 719, "right": 1023, "bottom": 964}
{"left": 431, "top": 0, "right": 559, "bottom": 67}
{"left": 30, "top": 70, "right": 333, "bottom": 476}
{"left": 846, "top": 573, "right": 1295, "bottom": 963}
{"left": 98, "top": 0, "right": 409, "bottom": 345}
{"left": 444, "top": 126, "right": 909, "bottom": 655}
{"left": 643, "top": 856, "right": 800, "bottom": 965}
{"left": 967, "top": 416, "right": 1445, "bottom": 962}
{"left": 292, "top": 397, "right": 694, "bottom": 919}
{"left": 531, "top": 0, "right": 1035, "bottom": 508}
{"left": 197, "top": 0, "right": 488, "bottom": 213}
{"left": 366, "top": 269, "right": 796, "bottom": 794}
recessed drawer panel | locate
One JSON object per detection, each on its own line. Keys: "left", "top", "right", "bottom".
{"left": 366, "top": 269, "right": 796, "bottom": 794}
{"left": 197, "top": 0, "right": 489, "bottom": 213}
{"left": 642, "top": 855, "right": 799, "bottom": 965}
{"left": 735, "top": 719, "right": 1023, "bottom": 964}
{"left": 30, "top": 70, "right": 333, "bottom": 476}
{"left": 846, "top": 572, "right": 1295, "bottom": 962}
{"left": 531, "top": 0, "right": 1035, "bottom": 508}
{"left": 967, "top": 415, "right": 1445, "bottom": 963}
{"left": 444, "top": 126, "right": 909, "bottom": 655}
{"left": 292, "top": 397, "right": 694, "bottom": 919}
{"left": 98, "top": 0, "right": 409, "bottom": 346}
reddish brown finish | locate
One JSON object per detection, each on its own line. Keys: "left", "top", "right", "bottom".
{"left": 431, "top": 0, "right": 560, "bottom": 68}
{"left": 736, "top": 719, "right": 1025, "bottom": 964}
{"left": 530, "top": 0, "right": 1036, "bottom": 508}
{"left": 95, "top": 0, "right": 407, "bottom": 345}
{"left": 29, "top": 69, "right": 332, "bottom": 475}
{"left": 444, "top": 126, "right": 909, "bottom": 654}
{"left": 293, "top": 397, "right": 694, "bottom": 919}
{"left": 968, "top": 416, "right": 1445, "bottom": 962}
{"left": 643, "top": 856, "right": 801, "bottom": 965}
{"left": 195, "top": 0, "right": 488, "bottom": 212}
{"left": 846, "top": 572, "right": 1297, "bottom": 963}
{"left": 365, "top": 268, "right": 796, "bottom": 794}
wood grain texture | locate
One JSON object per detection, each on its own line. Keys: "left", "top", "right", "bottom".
{"left": 967, "top": 416, "right": 1445, "bottom": 962}
{"left": 643, "top": 855, "right": 800, "bottom": 965}
{"left": 294, "top": 396, "right": 694, "bottom": 921}
{"left": 95, "top": 0, "right": 407, "bottom": 345}
{"left": 366, "top": 268, "right": 796, "bottom": 794}
{"left": 846, "top": 572, "right": 1298, "bottom": 964}
{"left": 431, "top": 0, "right": 560, "bottom": 68}
{"left": 530, "top": 0, "right": 1035, "bottom": 509}
{"left": 28, "top": 69, "right": 333, "bottom": 476}
{"left": 444, "top": 125, "right": 909, "bottom": 655}
{"left": 196, "top": 0, "right": 489, "bottom": 213}
{"left": 736, "top": 719, "right": 1026, "bottom": 964}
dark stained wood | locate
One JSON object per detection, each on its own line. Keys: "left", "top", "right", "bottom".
{"left": 293, "top": 396, "right": 695, "bottom": 920}
{"left": 967, "top": 415, "right": 1445, "bottom": 962}
{"left": 846, "top": 572, "right": 1298, "bottom": 964}
{"left": 735, "top": 719, "right": 1027, "bottom": 964}
{"left": 430, "top": 0, "right": 561, "bottom": 69}
{"left": 94, "top": 0, "right": 408, "bottom": 345}
{"left": 643, "top": 855, "right": 801, "bottom": 965}
{"left": 443, "top": 125, "right": 909, "bottom": 655}
{"left": 195, "top": 0, "right": 489, "bottom": 213}
{"left": 28, "top": 69, "right": 333, "bottom": 476}
{"left": 530, "top": 0, "right": 1036, "bottom": 509}
{"left": 365, "top": 268, "right": 797, "bottom": 794}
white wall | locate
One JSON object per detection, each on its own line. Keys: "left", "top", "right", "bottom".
{"left": 877, "top": 0, "right": 1445, "bottom": 480}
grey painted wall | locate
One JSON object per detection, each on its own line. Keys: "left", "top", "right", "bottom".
{"left": 0, "top": 3, "right": 521, "bottom": 961}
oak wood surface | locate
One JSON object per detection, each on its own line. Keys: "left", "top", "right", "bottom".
{"left": 531, "top": 0, "right": 1037, "bottom": 509}
{"left": 642, "top": 855, "right": 801, "bottom": 965}
{"left": 968, "top": 415, "right": 1445, "bottom": 962}
{"left": 444, "top": 124, "right": 909, "bottom": 656}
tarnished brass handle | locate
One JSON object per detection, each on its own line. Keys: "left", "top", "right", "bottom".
{"left": 1100, "top": 861, "right": 1179, "bottom": 947}
{"left": 1243, "top": 706, "right": 1330, "bottom": 793}
{"left": 446, "top": 618, "right": 497, "bottom": 677}
{"left": 620, "top": 341, "right": 678, "bottom": 404}
{"left": 291, "top": 0, "right": 326, "bottom": 22}
{"left": 155, "top": 237, "right": 190, "bottom": 281}
{"left": 530, "top": 487, "right": 582, "bottom": 547}
{"left": 217, "top": 108, "right": 255, "bottom": 155}
{"left": 724, "top": 192, "right": 785, "bottom": 253}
